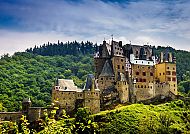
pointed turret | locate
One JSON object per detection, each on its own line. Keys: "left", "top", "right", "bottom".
{"left": 99, "top": 60, "right": 114, "bottom": 77}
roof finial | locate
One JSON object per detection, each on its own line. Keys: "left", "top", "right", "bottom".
{"left": 104, "top": 37, "right": 105, "bottom": 41}
{"left": 111, "top": 34, "right": 113, "bottom": 41}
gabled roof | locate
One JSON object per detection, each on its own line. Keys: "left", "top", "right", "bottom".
{"left": 100, "top": 60, "right": 114, "bottom": 77}
{"left": 57, "top": 79, "right": 82, "bottom": 92}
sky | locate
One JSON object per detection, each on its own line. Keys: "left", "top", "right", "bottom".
{"left": 0, "top": 0, "right": 190, "bottom": 55}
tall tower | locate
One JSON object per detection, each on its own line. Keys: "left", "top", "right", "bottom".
{"left": 83, "top": 74, "right": 100, "bottom": 114}
{"left": 155, "top": 51, "right": 177, "bottom": 95}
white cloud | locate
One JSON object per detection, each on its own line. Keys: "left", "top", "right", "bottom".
{"left": 0, "top": 0, "right": 190, "bottom": 55}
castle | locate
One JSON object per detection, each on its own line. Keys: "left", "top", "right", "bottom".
{"left": 95, "top": 40, "right": 177, "bottom": 105}
{"left": 0, "top": 39, "right": 178, "bottom": 122}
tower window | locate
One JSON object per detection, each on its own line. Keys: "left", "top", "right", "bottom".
{"left": 121, "top": 59, "right": 123, "bottom": 62}
{"left": 173, "top": 67, "right": 175, "bottom": 70}
{"left": 167, "top": 77, "right": 171, "bottom": 81}
{"left": 172, "top": 71, "right": 176, "bottom": 76}
{"left": 122, "top": 66, "right": 124, "bottom": 69}
{"left": 166, "top": 71, "right": 171, "bottom": 75}
{"left": 160, "top": 73, "right": 161, "bottom": 76}
{"left": 143, "top": 72, "right": 146, "bottom": 76}
{"left": 136, "top": 72, "right": 139, "bottom": 75}
{"left": 167, "top": 67, "right": 169, "bottom": 69}
{"left": 150, "top": 72, "right": 153, "bottom": 76}
{"left": 118, "top": 65, "right": 120, "bottom": 69}
{"left": 172, "top": 78, "right": 176, "bottom": 82}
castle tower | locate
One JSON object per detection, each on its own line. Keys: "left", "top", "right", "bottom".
{"left": 83, "top": 74, "right": 100, "bottom": 114}
{"left": 98, "top": 60, "right": 115, "bottom": 93}
{"left": 22, "top": 98, "right": 31, "bottom": 114}
{"left": 155, "top": 52, "right": 177, "bottom": 95}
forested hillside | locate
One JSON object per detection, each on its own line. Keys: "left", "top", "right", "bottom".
{"left": 0, "top": 53, "right": 93, "bottom": 111}
{"left": 0, "top": 41, "right": 190, "bottom": 112}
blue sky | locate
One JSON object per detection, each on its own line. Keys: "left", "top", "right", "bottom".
{"left": 0, "top": 0, "right": 190, "bottom": 55}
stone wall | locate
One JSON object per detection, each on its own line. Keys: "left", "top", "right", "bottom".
{"left": 0, "top": 112, "right": 22, "bottom": 122}
{"left": 116, "top": 81, "right": 129, "bottom": 103}
{"left": 83, "top": 90, "right": 100, "bottom": 114}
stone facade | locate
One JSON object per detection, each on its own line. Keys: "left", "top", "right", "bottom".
{"left": 52, "top": 74, "right": 100, "bottom": 114}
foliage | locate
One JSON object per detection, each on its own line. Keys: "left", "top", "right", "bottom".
{"left": 0, "top": 100, "right": 189, "bottom": 134}
{"left": 0, "top": 52, "right": 93, "bottom": 111}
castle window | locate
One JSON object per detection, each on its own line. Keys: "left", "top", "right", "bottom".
{"left": 143, "top": 72, "right": 146, "bottom": 76}
{"left": 101, "top": 78, "right": 103, "bottom": 80}
{"left": 166, "top": 71, "right": 171, "bottom": 75}
{"left": 118, "top": 65, "right": 120, "bottom": 69}
{"left": 144, "top": 85, "right": 146, "bottom": 88}
{"left": 148, "top": 66, "right": 150, "bottom": 69}
{"left": 173, "top": 67, "right": 175, "bottom": 70}
{"left": 172, "top": 78, "right": 176, "bottom": 82}
{"left": 122, "top": 66, "right": 124, "bottom": 69}
{"left": 167, "top": 77, "right": 171, "bottom": 81}
{"left": 172, "top": 71, "right": 176, "bottom": 76}
{"left": 163, "top": 73, "right": 165, "bottom": 75}
{"left": 160, "top": 73, "right": 161, "bottom": 76}
{"left": 141, "top": 85, "right": 143, "bottom": 88}
{"left": 143, "top": 79, "right": 146, "bottom": 82}
{"left": 167, "top": 67, "right": 169, "bottom": 69}
{"left": 150, "top": 72, "right": 153, "bottom": 76}
{"left": 121, "top": 59, "right": 123, "bottom": 62}
{"left": 136, "top": 72, "right": 139, "bottom": 75}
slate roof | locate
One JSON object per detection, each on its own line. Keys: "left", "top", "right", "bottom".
{"left": 100, "top": 60, "right": 114, "bottom": 77}
{"left": 83, "top": 74, "right": 99, "bottom": 90}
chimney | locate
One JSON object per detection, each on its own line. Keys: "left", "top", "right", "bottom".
{"left": 119, "top": 41, "right": 122, "bottom": 47}
{"left": 169, "top": 53, "right": 173, "bottom": 62}
{"left": 160, "top": 52, "right": 163, "bottom": 63}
